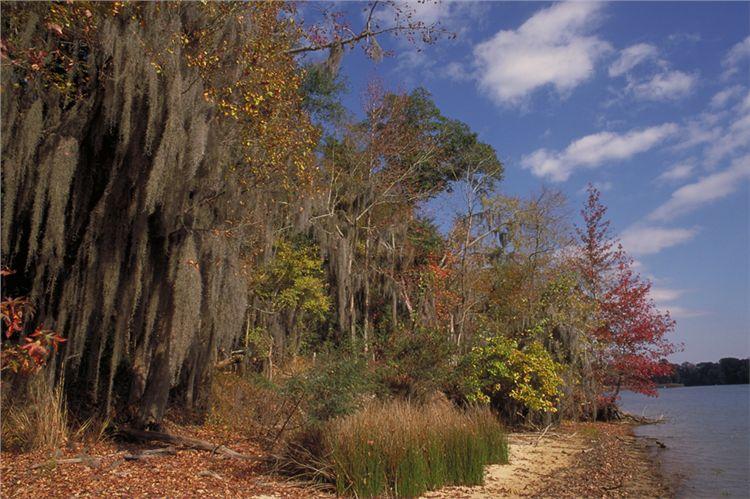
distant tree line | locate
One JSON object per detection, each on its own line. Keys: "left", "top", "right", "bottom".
{"left": 654, "top": 358, "right": 750, "bottom": 386}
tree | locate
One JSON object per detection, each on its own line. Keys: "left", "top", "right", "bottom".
{"left": 0, "top": 2, "right": 321, "bottom": 427}
{"left": 577, "top": 186, "right": 677, "bottom": 406}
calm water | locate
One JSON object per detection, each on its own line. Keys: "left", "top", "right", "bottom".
{"left": 619, "top": 385, "right": 750, "bottom": 498}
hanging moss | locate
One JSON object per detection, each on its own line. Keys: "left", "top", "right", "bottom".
{"left": 1, "top": 2, "right": 312, "bottom": 427}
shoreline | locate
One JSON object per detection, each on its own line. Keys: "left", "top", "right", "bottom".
{"left": 1, "top": 420, "right": 673, "bottom": 498}
{"left": 426, "top": 421, "right": 673, "bottom": 498}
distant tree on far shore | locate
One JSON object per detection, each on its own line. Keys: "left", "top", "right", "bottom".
{"left": 654, "top": 358, "right": 750, "bottom": 386}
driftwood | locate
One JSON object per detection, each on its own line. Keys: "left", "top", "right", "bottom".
{"left": 216, "top": 349, "right": 245, "bottom": 370}
{"left": 619, "top": 411, "right": 665, "bottom": 425}
{"left": 198, "top": 470, "right": 223, "bottom": 479}
{"left": 124, "top": 446, "right": 178, "bottom": 461}
{"left": 118, "top": 428, "right": 259, "bottom": 461}
{"left": 534, "top": 423, "right": 553, "bottom": 446}
{"left": 31, "top": 454, "right": 102, "bottom": 470}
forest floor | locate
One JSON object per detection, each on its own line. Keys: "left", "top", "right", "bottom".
{"left": 1, "top": 420, "right": 672, "bottom": 498}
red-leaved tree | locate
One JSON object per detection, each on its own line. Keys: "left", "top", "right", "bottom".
{"left": 1, "top": 268, "right": 66, "bottom": 375}
{"left": 577, "top": 186, "right": 677, "bottom": 406}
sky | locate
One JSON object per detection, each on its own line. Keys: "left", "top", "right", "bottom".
{"left": 303, "top": 1, "right": 750, "bottom": 363}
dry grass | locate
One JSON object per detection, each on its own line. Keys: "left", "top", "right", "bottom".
{"left": 1, "top": 378, "right": 68, "bottom": 452}
{"left": 324, "top": 399, "right": 509, "bottom": 497}
{"left": 208, "top": 371, "right": 300, "bottom": 448}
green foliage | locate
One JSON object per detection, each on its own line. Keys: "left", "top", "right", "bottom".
{"left": 254, "top": 237, "right": 331, "bottom": 322}
{"left": 463, "top": 331, "right": 563, "bottom": 413}
{"left": 299, "top": 64, "right": 348, "bottom": 125}
{"left": 408, "top": 218, "right": 445, "bottom": 263}
{"left": 324, "top": 400, "right": 508, "bottom": 497}
{"left": 283, "top": 353, "right": 374, "bottom": 425}
{"left": 375, "top": 327, "right": 455, "bottom": 400}
{"left": 391, "top": 87, "right": 504, "bottom": 194}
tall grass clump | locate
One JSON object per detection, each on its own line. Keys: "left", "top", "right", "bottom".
{"left": 324, "top": 399, "right": 508, "bottom": 497}
{"left": 1, "top": 377, "right": 68, "bottom": 452}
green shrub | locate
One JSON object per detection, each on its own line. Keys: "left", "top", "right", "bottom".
{"left": 324, "top": 399, "right": 508, "bottom": 497}
{"left": 375, "top": 327, "right": 455, "bottom": 400}
{"left": 283, "top": 353, "right": 375, "bottom": 425}
{"left": 462, "top": 334, "right": 563, "bottom": 414}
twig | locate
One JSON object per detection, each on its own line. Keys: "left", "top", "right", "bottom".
{"left": 534, "top": 423, "right": 553, "bottom": 447}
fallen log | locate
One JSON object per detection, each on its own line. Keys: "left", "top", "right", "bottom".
{"left": 124, "top": 446, "right": 178, "bottom": 461}
{"left": 31, "top": 454, "right": 101, "bottom": 470}
{"left": 117, "top": 428, "right": 259, "bottom": 461}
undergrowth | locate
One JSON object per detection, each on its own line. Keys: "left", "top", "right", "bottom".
{"left": 323, "top": 399, "right": 508, "bottom": 497}
{"left": 1, "top": 377, "right": 68, "bottom": 452}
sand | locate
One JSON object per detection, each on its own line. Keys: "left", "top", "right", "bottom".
{"left": 425, "top": 421, "right": 672, "bottom": 498}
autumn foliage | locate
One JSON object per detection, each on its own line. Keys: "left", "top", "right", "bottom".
{"left": 577, "top": 186, "right": 677, "bottom": 401}
{"left": 1, "top": 268, "right": 65, "bottom": 375}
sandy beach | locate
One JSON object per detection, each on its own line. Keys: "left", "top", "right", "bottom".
{"left": 426, "top": 421, "right": 672, "bottom": 498}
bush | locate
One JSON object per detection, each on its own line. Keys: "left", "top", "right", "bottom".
{"left": 375, "top": 327, "right": 455, "bottom": 401}
{"left": 211, "top": 354, "right": 374, "bottom": 453}
{"left": 462, "top": 335, "right": 563, "bottom": 415}
{"left": 1, "top": 377, "right": 68, "bottom": 452}
{"left": 283, "top": 352, "right": 375, "bottom": 425}
{"left": 323, "top": 399, "right": 508, "bottom": 497}
{"left": 208, "top": 371, "right": 288, "bottom": 446}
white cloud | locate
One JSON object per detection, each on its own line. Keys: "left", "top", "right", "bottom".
{"left": 723, "top": 35, "right": 750, "bottom": 78}
{"left": 656, "top": 162, "right": 694, "bottom": 183}
{"left": 628, "top": 70, "right": 696, "bottom": 101}
{"left": 608, "top": 43, "right": 658, "bottom": 77}
{"left": 620, "top": 225, "right": 699, "bottom": 256}
{"left": 473, "top": 2, "right": 610, "bottom": 106}
{"left": 660, "top": 305, "right": 709, "bottom": 319}
{"left": 705, "top": 111, "right": 750, "bottom": 166}
{"left": 741, "top": 90, "right": 750, "bottom": 112}
{"left": 445, "top": 61, "right": 471, "bottom": 82}
{"left": 578, "top": 180, "right": 613, "bottom": 195}
{"left": 373, "top": 1, "right": 488, "bottom": 34}
{"left": 710, "top": 85, "right": 744, "bottom": 109}
{"left": 650, "top": 286, "right": 707, "bottom": 320}
{"left": 373, "top": 1, "right": 447, "bottom": 27}
{"left": 648, "top": 154, "right": 750, "bottom": 221}
{"left": 672, "top": 91, "right": 750, "bottom": 167}
{"left": 523, "top": 123, "right": 677, "bottom": 182}
{"left": 650, "top": 287, "right": 686, "bottom": 303}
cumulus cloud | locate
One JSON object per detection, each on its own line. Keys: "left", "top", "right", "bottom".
{"left": 522, "top": 123, "right": 677, "bottom": 182}
{"left": 473, "top": 2, "right": 610, "bottom": 106}
{"left": 608, "top": 43, "right": 658, "bottom": 77}
{"left": 648, "top": 154, "right": 750, "bottom": 221}
{"left": 620, "top": 225, "right": 699, "bottom": 256}
{"left": 628, "top": 70, "right": 696, "bottom": 101}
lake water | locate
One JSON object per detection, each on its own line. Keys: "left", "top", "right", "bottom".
{"left": 619, "top": 385, "right": 750, "bottom": 498}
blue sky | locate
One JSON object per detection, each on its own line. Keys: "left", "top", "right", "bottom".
{"left": 303, "top": 1, "right": 750, "bottom": 362}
